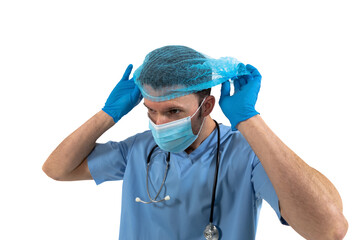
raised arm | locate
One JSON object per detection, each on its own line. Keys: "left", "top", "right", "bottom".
{"left": 219, "top": 64, "right": 348, "bottom": 239}
{"left": 42, "top": 64, "right": 142, "bottom": 181}
{"left": 237, "top": 115, "right": 347, "bottom": 239}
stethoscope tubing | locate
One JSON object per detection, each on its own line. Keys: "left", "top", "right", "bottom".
{"left": 145, "top": 121, "right": 220, "bottom": 222}
{"left": 209, "top": 120, "right": 220, "bottom": 224}
{"left": 141, "top": 120, "right": 221, "bottom": 239}
{"left": 145, "top": 145, "right": 170, "bottom": 203}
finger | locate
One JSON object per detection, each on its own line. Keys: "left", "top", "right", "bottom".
{"left": 233, "top": 78, "right": 241, "bottom": 92}
{"left": 246, "top": 64, "right": 261, "bottom": 80}
{"left": 245, "top": 64, "right": 256, "bottom": 72}
{"left": 121, "top": 64, "right": 133, "bottom": 81}
{"left": 233, "top": 75, "right": 250, "bottom": 92}
{"left": 237, "top": 63, "right": 247, "bottom": 75}
{"left": 131, "top": 85, "right": 143, "bottom": 105}
{"left": 239, "top": 76, "right": 247, "bottom": 87}
{"left": 220, "top": 80, "right": 231, "bottom": 98}
{"left": 111, "top": 76, "right": 134, "bottom": 94}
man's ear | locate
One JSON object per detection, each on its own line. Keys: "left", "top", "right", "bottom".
{"left": 203, "top": 95, "right": 215, "bottom": 117}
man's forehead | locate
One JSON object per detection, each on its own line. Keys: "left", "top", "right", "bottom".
{"left": 144, "top": 94, "right": 197, "bottom": 109}
{"left": 142, "top": 84, "right": 183, "bottom": 98}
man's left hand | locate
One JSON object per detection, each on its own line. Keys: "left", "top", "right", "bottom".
{"left": 219, "top": 64, "right": 261, "bottom": 129}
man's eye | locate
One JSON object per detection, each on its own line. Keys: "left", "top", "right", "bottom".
{"left": 147, "top": 109, "right": 156, "bottom": 117}
{"left": 169, "top": 109, "right": 180, "bottom": 115}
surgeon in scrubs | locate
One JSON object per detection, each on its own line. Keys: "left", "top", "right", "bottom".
{"left": 43, "top": 45, "right": 348, "bottom": 240}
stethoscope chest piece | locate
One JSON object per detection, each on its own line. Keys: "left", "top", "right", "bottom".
{"left": 203, "top": 223, "right": 219, "bottom": 240}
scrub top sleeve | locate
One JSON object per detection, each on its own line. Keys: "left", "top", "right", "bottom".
{"left": 251, "top": 155, "right": 289, "bottom": 225}
{"left": 87, "top": 134, "right": 137, "bottom": 185}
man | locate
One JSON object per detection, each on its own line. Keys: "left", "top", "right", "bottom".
{"left": 43, "top": 45, "right": 348, "bottom": 239}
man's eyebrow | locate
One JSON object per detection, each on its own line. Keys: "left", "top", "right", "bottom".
{"left": 143, "top": 102, "right": 185, "bottom": 110}
{"left": 143, "top": 103, "right": 150, "bottom": 109}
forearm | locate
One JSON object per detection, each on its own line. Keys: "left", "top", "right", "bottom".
{"left": 237, "top": 115, "right": 348, "bottom": 240}
{"left": 43, "top": 110, "right": 115, "bottom": 179}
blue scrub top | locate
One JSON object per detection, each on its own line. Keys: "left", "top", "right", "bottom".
{"left": 88, "top": 124, "right": 288, "bottom": 240}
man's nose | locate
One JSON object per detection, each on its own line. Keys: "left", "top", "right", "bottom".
{"left": 153, "top": 115, "right": 171, "bottom": 125}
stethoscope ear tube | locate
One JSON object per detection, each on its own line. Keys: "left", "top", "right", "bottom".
{"left": 137, "top": 145, "right": 171, "bottom": 204}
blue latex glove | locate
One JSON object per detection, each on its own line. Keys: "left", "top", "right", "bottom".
{"left": 102, "top": 64, "right": 143, "bottom": 123}
{"left": 219, "top": 64, "right": 261, "bottom": 129}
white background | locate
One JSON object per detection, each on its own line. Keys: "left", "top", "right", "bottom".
{"left": 1, "top": 0, "right": 359, "bottom": 239}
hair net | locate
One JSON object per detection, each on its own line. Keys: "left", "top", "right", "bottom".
{"left": 133, "top": 45, "right": 250, "bottom": 102}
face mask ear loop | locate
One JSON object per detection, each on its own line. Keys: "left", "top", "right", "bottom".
{"left": 191, "top": 97, "right": 207, "bottom": 136}
{"left": 191, "top": 97, "right": 207, "bottom": 118}
{"left": 196, "top": 115, "right": 206, "bottom": 136}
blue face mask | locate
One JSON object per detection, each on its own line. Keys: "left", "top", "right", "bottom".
{"left": 149, "top": 99, "right": 206, "bottom": 153}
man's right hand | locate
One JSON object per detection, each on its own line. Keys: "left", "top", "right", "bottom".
{"left": 102, "top": 64, "right": 143, "bottom": 123}
{"left": 43, "top": 65, "right": 142, "bottom": 181}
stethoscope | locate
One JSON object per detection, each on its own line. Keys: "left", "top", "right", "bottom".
{"left": 135, "top": 120, "right": 221, "bottom": 240}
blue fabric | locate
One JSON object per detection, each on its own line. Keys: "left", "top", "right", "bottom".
{"left": 87, "top": 124, "right": 288, "bottom": 239}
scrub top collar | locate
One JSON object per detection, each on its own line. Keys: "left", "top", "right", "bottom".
{"left": 172, "top": 123, "right": 232, "bottom": 164}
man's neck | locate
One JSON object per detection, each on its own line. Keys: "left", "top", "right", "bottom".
{"left": 185, "top": 117, "right": 216, "bottom": 154}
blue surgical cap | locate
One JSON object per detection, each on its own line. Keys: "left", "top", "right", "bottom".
{"left": 133, "top": 45, "right": 249, "bottom": 102}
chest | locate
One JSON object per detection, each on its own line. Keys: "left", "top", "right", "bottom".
{"left": 123, "top": 149, "right": 254, "bottom": 210}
